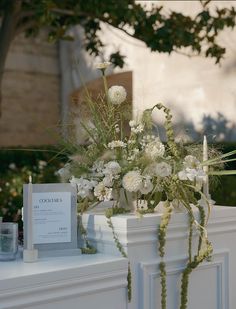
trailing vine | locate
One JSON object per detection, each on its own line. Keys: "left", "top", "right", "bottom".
{"left": 78, "top": 215, "right": 97, "bottom": 254}
{"left": 157, "top": 202, "right": 173, "bottom": 309}
{"left": 105, "top": 207, "right": 132, "bottom": 302}
{"left": 180, "top": 240, "right": 213, "bottom": 309}
{"left": 179, "top": 205, "right": 213, "bottom": 309}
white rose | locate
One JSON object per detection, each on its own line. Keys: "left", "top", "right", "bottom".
{"left": 108, "top": 85, "right": 127, "bottom": 105}
{"left": 122, "top": 171, "right": 143, "bottom": 192}
{"left": 155, "top": 162, "right": 172, "bottom": 177}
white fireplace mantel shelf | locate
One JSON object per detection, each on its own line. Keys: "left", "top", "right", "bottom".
{"left": 0, "top": 253, "right": 128, "bottom": 309}
{"left": 83, "top": 205, "right": 236, "bottom": 309}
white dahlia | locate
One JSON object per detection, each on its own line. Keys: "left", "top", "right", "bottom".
{"left": 108, "top": 85, "right": 127, "bottom": 105}
{"left": 94, "top": 182, "right": 113, "bottom": 201}
{"left": 145, "top": 139, "right": 165, "bottom": 159}
{"left": 122, "top": 170, "right": 143, "bottom": 192}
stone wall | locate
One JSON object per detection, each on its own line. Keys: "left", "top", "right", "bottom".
{"left": 0, "top": 31, "right": 60, "bottom": 147}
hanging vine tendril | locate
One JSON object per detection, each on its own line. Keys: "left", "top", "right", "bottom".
{"left": 157, "top": 202, "right": 173, "bottom": 309}
{"left": 106, "top": 207, "right": 132, "bottom": 302}
{"left": 179, "top": 205, "right": 213, "bottom": 309}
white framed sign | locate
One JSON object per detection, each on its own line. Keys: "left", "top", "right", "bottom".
{"left": 23, "top": 183, "right": 80, "bottom": 257}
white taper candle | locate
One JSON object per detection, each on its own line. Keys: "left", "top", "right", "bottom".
{"left": 27, "top": 175, "right": 33, "bottom": 250}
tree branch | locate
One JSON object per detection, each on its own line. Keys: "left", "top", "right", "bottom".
{"left": 15, "top": 19, "right": 38, "bottom": 36}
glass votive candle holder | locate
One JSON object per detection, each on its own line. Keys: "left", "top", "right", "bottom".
{"left": 0, "top": 223, "right": 18, "bottom": 261}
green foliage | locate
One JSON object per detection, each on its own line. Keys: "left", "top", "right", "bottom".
{"left": 0, "top": 0, "right": 236, "bottom": 68}
{"left": 0, "top": 147, "right": 63, "bottom": 225}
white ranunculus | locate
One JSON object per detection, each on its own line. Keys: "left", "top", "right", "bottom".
{"left": 94, "top": 182, "right": 113, "bottom": 201}
{"left": 96, "top": 62, "right": 111, "bottom": 70}
{"left": 183, "top": 155, "right": 200, "bottom": 169}
{"left": 104, "top": 161, "right": 121, "bottom": 175}
{"left": 140, "top": 177, "right": 153, "bottom": 194}
{"left": 122, "top": 170, "right": 143, "bottom": 192}
{"left": 108, "top": 85, "right": 127, "bottom": 105}
{"left": 145, "top": 139, "right": 165, "bottom": 159}
{"left": 155, "top": 162, "right": 172, "bottom": 177}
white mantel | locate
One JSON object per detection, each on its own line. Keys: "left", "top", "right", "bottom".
{"left": 83, "top": 205, "right": 236, "bottom": 309}
{"left": 0, "top": 254, "right": 128, "bottom": 309}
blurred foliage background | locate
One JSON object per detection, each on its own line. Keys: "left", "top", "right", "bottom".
{"left": 0, "top": 148, "right": 64, "bottom": 230}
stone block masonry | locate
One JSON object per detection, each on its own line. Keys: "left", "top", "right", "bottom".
{"left": 0, "top": 31, "right": 60, "bottom": 147}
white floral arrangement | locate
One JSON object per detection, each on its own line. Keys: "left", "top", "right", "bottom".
{"left": 57, "top": 62, "right": 236, "bottom": 308}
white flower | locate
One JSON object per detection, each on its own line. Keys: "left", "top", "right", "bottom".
{"left": 9, "top": 163, "right": 16, "bottom": 170}
{"left": 108, "top": 140, "right": 127, "bottom": 149}
{"left": 183, "top": 155, "right": 200, "bottom": 169}
{"left": 131, "top": 124, "right": 144, "bottom": 134}
{"left": 145, "top": 139, "right": 165, "bottom": 159}
{"left": 115, "top": 124, "right": 120, "bottom": 133}
{"left": 129, "top": 120, "right": 136, "bottom": 128}
{"left": 94, "top": 182, "right": 113, "bottom": 201}
{"left": 57, "top": 163, "right": 71, "bottom": 182}
{"left": 140, "top": 177, "right": 153, "bottom": 194}
{"left": 96, "top": 62, "right": 111, "bottom": 70}
{"left": 178, "top": 170, "right": 188, "bottom": 180}
{"left": 38, "top": 160, "right": 47, "bottom": 170}
{"left": 155, "top": 162, "right": 172, "bottom": 177}
{"left": 178, "top": 168, "right": 206, "bottom": 182}
{"left": 103, "top": 174, "right": 114, "bottom": 187}
{"left": 122, "top": 170, "right": 143, "bottom": 192}
{"left": 108, "top": 85, "right": 127, "bottom": 105}
{"left": 70, "top": 176, "right": 96, "bottom": 198}
{"left": 129, "top": 120, "right": 144, "bottom": 133}
{"left": 104, "top": 161, "right": 121, "bottom": 175}
{"left": 127, "top": 148, "right": 140, "bottom": 161}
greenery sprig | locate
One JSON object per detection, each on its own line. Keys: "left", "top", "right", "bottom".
{"left": 105, "top": 207, "right": 132, "bottom": 302}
